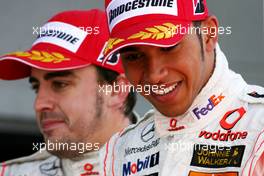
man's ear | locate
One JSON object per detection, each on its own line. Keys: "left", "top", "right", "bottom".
{"left": 202, "top": 15, "right": 219, "bottom": 52}
{"left": 107, "top": 74, "right": 130, "bottom": 109}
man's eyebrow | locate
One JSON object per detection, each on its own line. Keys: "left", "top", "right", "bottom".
{"left": 44, "top": 71, "right": 75, "bottom": 80}
{"left": 28, "top": 71, "right": 75, "bottom": 83}
{"left": 29, "top": 77, "right": 38, "bottom": 84}
{"left": 119, "top": 46, "right": 139, "bottom": 53}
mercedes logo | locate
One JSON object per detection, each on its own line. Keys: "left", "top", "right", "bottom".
{"left": 141, "top": 121, "right": 155, "bottom": 142}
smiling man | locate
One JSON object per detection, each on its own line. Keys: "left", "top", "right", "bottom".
{"left": 103, "top": 0, "right": 264, "bottom": 175}
{"left": 0, "top": 9, "right": 137, "bottom": 175}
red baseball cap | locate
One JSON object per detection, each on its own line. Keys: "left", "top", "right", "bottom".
{"left": 0, "top": 9, "right": 124, "bottom": 80}
{"left": 103, "top": 0, "right": 208, "bottom": 58}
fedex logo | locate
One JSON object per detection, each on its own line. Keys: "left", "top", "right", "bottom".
{"left": 122, "top": 152, "right": 159, "bottom": 176}
{"left": 192, "top": 93, "right": 225, "bottom": 119}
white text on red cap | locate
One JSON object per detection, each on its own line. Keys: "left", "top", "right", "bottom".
{"left": 107, "top": 0, "right": 178, "bottom": 31}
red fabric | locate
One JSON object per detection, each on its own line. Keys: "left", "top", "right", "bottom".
{"left": 253, "top": 151, "right": 264, "bottom": 176}
{"left": 104, "top": 0, "right": 209, "bottom": 58}
{"left": 0, "top": 9, "right": 124, "bottom": 80}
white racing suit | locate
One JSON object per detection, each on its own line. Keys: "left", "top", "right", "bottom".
{"left": 0, "top": 149, "right": 103, "bottom": 176}
{"left": 103, "top": 45, "right": 264, "bottom": 176}
{"left": 0, "top": 113, "right": 139, "bottom": 176}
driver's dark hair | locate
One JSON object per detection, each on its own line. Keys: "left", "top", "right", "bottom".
{"left": 193, "top": 21, "right": 205, "bottom": 59}
{"left": 193, "top": 20, "right": 216, "bottom": 59}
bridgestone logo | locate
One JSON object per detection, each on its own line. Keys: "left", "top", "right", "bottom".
{"left": 107, "top": 0, "right": 178, "bottom": 31}
{"left": 33, "top": 22, "right": 88, "bottom": 53}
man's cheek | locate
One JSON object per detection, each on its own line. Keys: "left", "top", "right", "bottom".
{"left": 126, "top": 68, "right": 139, "bottom": 82}
{"left": 35, "top": 114, "right": 42, "bottom": 129}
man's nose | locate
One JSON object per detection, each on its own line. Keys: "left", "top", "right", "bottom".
{"left": 34, "top": 87, "right": 55, "bottom": 112}
{"left": 143, "top": 56, "right": 168, "bottom": 85}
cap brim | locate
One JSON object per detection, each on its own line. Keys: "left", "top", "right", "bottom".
{"left": 104, "top": 19, "right": 191, "bottom": 59}
{"left": 0, "top": 50, "right": 91, "bottom": 80}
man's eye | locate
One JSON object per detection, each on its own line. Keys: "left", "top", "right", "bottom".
{"left": 30, "top": 84, "right": 39, "bottom": 93}
{"left": 52, "top": 81, "right": 69, "bottom": 90}
{"left": 121, "top": 53, "right": 144, "bottom": 62}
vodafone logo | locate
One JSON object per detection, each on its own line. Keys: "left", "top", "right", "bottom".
{"left": 84, "top": 163, "right": 93, "bottom": 171}
{"left": 220, "top": 107, "right": 246, "bottom": 130}
{"left": 80, "top": 163, "right": 99, "bottom": 175}
{"left": 199, "top": 130, "right": 248, "bottom": 142}
{"left": 168, "top": 118, "right": 185, "bottom": 131}
{"left": 199, "top": 107, "right": 248, "bottom": 142}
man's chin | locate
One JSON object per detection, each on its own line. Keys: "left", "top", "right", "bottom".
{"left": 153, "top": 103, "right": 189, "bottom": 117}
{"left": 42, "top": 129, "right": 65, "bottom": 139}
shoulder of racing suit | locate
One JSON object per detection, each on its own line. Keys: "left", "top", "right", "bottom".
{"left": 239, "top": 84, "right": 264, "bottom": 130}
{"left": 239, "top": 85, "right": 264, "bottom": 104}
{"left": 0, "top": 150, "right": 60, "bottom": 176}
{"left": 239, "top": 84, "right": 264, "bottom": 176}
{"left": 4, "top": 149, "right": 52, "bottom": 165}
{"left": 102, "top": 109, "right": 156, "bottom": 176}
{"left": 239, "top": 84, "right": 264, "bottom": 145}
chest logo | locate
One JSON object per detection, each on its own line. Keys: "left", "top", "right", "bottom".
{"left": 199, "top": 107, "right": 248, "bottom": 142}
{"left": 190, "top": 144, "right": 245, "bottom": 168}
{"left": 141, "top": 122, "right": 155, "bottom": 142}
{"left": 192, "top": 93, "right": 225, "bottom": 119}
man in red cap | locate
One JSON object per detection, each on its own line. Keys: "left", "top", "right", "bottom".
{"left": 103, "top": 0, "right": 264, "bottom": 175}
{"left": 0, "top": 9, "right": 137, "bottom": 175}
